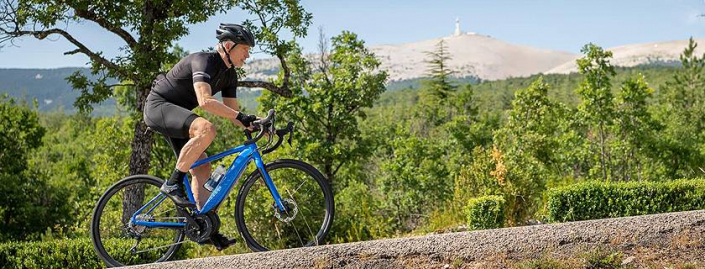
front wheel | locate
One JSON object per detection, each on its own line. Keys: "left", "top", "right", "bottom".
{"left": 235, "top": 159, "right": 334, "bottom": 251}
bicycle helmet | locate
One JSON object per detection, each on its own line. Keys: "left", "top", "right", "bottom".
{"left": 216, "top": 23, "right": 255, "bottom": 47}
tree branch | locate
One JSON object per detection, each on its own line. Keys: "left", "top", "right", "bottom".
{"left": 244, "top": 0, "right": 292, "bottom": 97}
{"left": 238, "top": 80, "right": 292, "bottom": 97}
{"left": 72, "top": 8, "right": 137, "bottom": 49}
{"left": 332, "top": 159, "right": 346, "bottom": 178}
{"left": 16, "top": 28, "right": 132, "bottom": 80}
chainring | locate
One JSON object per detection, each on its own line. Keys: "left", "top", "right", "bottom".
{"left": 184, "top": 211, "right": 221, "bottom": 243}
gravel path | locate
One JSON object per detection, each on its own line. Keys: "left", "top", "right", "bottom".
{"left": 129, "top": 210, "right": 705, "bottom": 268}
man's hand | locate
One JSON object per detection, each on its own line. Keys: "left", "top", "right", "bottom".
{"left": 236, "top": 112, "right": 257, "bottom": 129}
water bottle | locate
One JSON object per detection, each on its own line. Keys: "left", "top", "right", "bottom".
{"left": 204, "top": 164, "right": 226, "bottom": 192}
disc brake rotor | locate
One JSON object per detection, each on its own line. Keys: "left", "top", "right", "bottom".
{"left": 274, "top": 198, "right": 298, "bottom": 223}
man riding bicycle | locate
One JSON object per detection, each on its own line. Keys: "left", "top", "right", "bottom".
{"left": 143, "top": 23, "right": 258, "bottom": 249}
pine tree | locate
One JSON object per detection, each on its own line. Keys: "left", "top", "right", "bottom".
{"left": 423, "top": 39, "right": 456, "bottom": 100}
{"left": 655, "top": 37, "right": 705, "bottom": 178}
{"left": 417, "top": 39, "right": 457, "bottom": 127}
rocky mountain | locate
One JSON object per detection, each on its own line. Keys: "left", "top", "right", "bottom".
{"left": 369, "top": 33, "right": 577, "bottom": 81}
{"left": 546, "top": 38, "right": 705, "bottom": 74}
{"left": 244, "top": 36, "right": 705, "bottom": 83}
{"left": 242, "top": 32, "right": 579, "bottom": 82}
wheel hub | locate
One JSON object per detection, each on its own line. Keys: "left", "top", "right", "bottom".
{"left": 274, "top": 198, "right": 298, "bottom": 223}
{"left": 128, "top": 214, "right": 153, "bottom": 235}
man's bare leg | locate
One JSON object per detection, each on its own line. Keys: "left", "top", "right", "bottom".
{"left": 174, "top": 117, "right": 216, "bottom": 206}
{"left": 190, "top": 153, "right": 212, "bottom": 210}
{"left": 162, "top": 117, "right": 216, "bottom": 207}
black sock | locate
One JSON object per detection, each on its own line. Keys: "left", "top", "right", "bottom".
{"left": 166, "top": 169, "right": 187, "bottom": 186}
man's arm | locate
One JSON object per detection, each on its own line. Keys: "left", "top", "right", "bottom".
{"left": 194, "top": 82, "right": 247, "bottom": 128}
{"left": 223, "top": 97, "right": 248, "bottom": 128}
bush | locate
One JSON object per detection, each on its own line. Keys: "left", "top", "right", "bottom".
{"left": 0, "top": 238, "right": 190, "bottom": 268}
{"left": 546, "top": 178, "right": 705, "bottom": 222}
{"left": 465, "top": 195, "right": 506, "bottom": 230}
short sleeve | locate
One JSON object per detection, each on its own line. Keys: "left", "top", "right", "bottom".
{"left": 190, "top": 54, "right": 215, "bottom": 84}
{"left": 221, "top": 71, "right": 238, "bottom": 98}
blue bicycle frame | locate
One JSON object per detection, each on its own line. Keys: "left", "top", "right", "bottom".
{"left": 130, "top": 142, "right": 285, "bottom": 228}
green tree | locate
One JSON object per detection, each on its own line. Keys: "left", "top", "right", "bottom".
{"left": 0, "top": 0, "right": 311, "bottom": 214}
{"left": 451, "top": 146, "right": 497, "bottom": 219}
{"left": 417, "top": 39, "right": 457, "bottom": 127}
{"left": 259, "top": 31, "right": 388, "bottom": 186}
{"left": 0, "top": 96, "right": 69, "bottom": 241}
{"left": 422, "top": 39, "right": 456, "bottom": 101}
{"left": 28, "top": 113, "right": 97, "bottom": 237}
{"left": 494, "top": 77, "right": 562, "bottom": 224}
{"left": 612, "top": 75, "right": 660, "bottom": 181}
{"left": 655, "top": 38, "right": 705, "bottom": 178}
{"left": 377, "top": 125, "right": 451, "bottom": 231}
{"left": 576, "top": 43, "right": 616, "bottom": 180}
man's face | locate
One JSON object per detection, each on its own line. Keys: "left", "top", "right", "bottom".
{"left": 229, "top": 44, "right": 251, "bottom": 68}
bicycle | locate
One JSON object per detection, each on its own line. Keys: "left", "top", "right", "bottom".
{"left": 90, "top": 109, "right": 335, "bottom": 267}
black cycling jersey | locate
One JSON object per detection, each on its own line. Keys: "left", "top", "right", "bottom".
{"left": 151, "top": 51, "right": 238, "bottom": 110}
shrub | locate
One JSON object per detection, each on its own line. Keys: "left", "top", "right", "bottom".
{"left": 0, "top": 238, "right": 190, "bottom": 268}
{"left": 465, "top": 195, "right": 506, "bottom": 230}
{"left": 546, "top": 179, "right": 705, "bottom": 222}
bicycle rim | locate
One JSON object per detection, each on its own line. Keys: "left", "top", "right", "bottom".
{"left": 236, "top": 160, "right": 334, "bottom": 251}
{"left": 91, "top": 175, "right": 185, "bottom": 267}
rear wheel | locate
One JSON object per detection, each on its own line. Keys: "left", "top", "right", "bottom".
{"left": 91, "top": 175, "right": 186, "bottom": 267}
{"left": 235, "top": 159, "right": 334, "bottom": 251}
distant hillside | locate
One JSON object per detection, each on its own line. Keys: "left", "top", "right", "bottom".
{"left": 373, "top": 65, "right": 680, "bottom": 116}
{"left": 244, "top": 36, "right": 702, "bottom": 85}
{"left": 546, "top": 38, "right": 705, "bottom": 74}
{"left": 3, "top": 36, "right": 697, "bottom": 115}
{"left": 0, "top": 68, "right": 261, "bottom": 114}
{"left": 0, "top": 64, "right": 681, "bottom": 116}
{"left": 0, "top": 68, "right": 117, "bottom": 114}
{"left": 243, "top": 33, "right": 577, "bottom": 82}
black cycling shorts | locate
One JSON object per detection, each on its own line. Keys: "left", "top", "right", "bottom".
{"left": 144, "top": 91, "right": 199, "bottom": 156}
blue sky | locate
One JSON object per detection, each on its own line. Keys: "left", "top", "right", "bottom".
{"left": 1, "top": 0, "right": 704, "bottom": 68}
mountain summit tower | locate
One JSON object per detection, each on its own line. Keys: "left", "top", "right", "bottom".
{"left": 454, "top": 17, "right": 462, "bottom": 36}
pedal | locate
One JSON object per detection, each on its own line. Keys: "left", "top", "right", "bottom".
{"left": 210, "top": 233, "right": 237, "bottom": 251}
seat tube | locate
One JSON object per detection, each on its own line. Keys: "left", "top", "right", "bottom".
{"left": 252, "top": 151, "right": 285, "bottom": 211}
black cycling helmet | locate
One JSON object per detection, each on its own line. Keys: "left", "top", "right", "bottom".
{"left": 216, "top": 23, "right": 255, "bottom": 47}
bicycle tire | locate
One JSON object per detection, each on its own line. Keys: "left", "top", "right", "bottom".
{"left": 235, "top": 159, "right": 334, "bottom": 251}
{"left": 90, "top": 175, "right": 185, "bottom": 267}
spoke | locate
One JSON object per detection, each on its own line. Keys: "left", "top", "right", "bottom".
{"left": 134, "top": 241, "right": 186, "bottom": 254}
{"left": 282, "top": 190, "right": 305, "bottom": 247}
{"left": 153, "top": 206, "right": 176, "bottom": 217}
{"left": 289, "top": 218, "right": 305, "bottom": 247}
{"left": 287, "top": 189, "right": 317, "bottom": 246}
{"left": 293, "top": 179, "right": 306, "bottom": 194}
{"left": 275, "top": 222, "right": 282, "bottom": 242}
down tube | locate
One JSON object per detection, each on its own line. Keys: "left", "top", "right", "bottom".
{"left": 198, "top": 145, "right": 255, "bottom": 214}
{"left": 252, "top": 151, "right": 285, "bottom": 211}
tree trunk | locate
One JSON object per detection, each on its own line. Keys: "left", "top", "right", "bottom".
{"left": 325, "top": 163, "right": 334, "bottom": 185}
{"left": 598, "top": 122, "right": 608, "bottom": 180}
{"left": 122, "top": 86, "right": 154, "bottom": 225}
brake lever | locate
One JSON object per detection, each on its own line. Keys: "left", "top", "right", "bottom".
{"left": 287, "top": 121, "right": 294, "bottom": 146}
